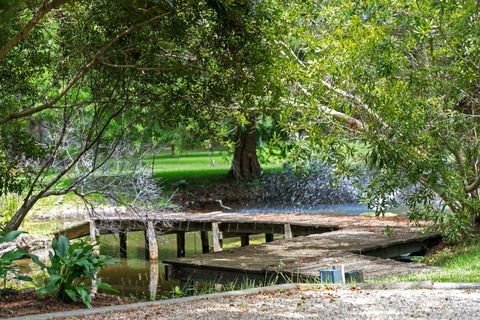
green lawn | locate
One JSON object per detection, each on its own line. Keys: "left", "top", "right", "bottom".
{"left": 146, "top": 150, "right": 283, "bottom": 190}
{"left": 383, "top": 243, "right": 480, "bottom": 283}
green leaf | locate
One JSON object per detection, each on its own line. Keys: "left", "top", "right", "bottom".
{"left": 96, "top": 281, "right": 118, "bottom": 293}
{"left": 77, "top": 287, "right": 92, "bottom": 309}
{"left": 30, "top": 253, "right": 46, "bottom": 269}
{"left": 1, "top": 249, "right": 29, "bottom": 262}
{"left": 37, "top": 288, "right": 48, "bottom": 298}
{"left": 0, "top": 231, "right": 24, "bottom": 244}
{"left": 16, "top": 275, "right": 32, "bottom": 282}
{"left": 56, "top": 236, "right": 70, "bottom": 258}
{"left": 65, "top": 289, "right": 77, "bottom": 302}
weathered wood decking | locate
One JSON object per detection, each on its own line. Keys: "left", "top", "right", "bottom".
{"left": 55, "top": 211, "right": 423, "bottom": 239}
{"left": 163, "top": 227, "right": 438, "bottom": 284}
{"left": 56, "top": 211, "right": 440, "bottom": 284}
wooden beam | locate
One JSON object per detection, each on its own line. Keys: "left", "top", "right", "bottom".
{"left": 119, "top": 231, "right": 127, "bottom": 258}
{"left": 200, "top": 231, "right": 209, "bottom": 253}
{"left": 240, "top": 234, "right": 250, "bottom": 247}
{"left": 54, "top": 222, "right": 90, "bottom": 239}
{"left": 212, "top": 222, "right": 223, "bottom": 252}
{"left": 265, "top": 233, "right": 274, "bottom": 242}
{"left": 284, "top": 224, "right": 293, "bottom": 240}
{"left": 176, "top": 231, "right": 186, "bottom": 257}
{"left": 146, "top": 221, "right": 158, "bottom": 261}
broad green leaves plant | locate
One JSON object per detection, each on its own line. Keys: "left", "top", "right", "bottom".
{"left": 0, "top": 230, "right": 38, "bottom": 288}
{"left": 36, "top": 236, "right": 116, "bottom": 308}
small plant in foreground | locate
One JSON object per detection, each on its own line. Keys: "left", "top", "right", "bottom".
{"left": 0, "top": 231, "right": 39, "bottom": 290}
{"left": 35, "top": 236, "right": 117, "bottom": 308}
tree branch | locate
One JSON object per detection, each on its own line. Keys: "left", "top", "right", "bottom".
{"left": 0, "top": 0, "right": 72, "bottom": 61}
{"left": 0, "top": 13, "right": 166, "bottom": 125}
{"left": 297, "top": 83, "right": 365, "bottom": 130}
{"left": 465, "top": 175, "right": 480, "bottom": 193}
{"left": 100, "top": 60, "right": 182, "bottom": 73}
{"left": 280, "top": 41, "right": 385, "bottom": 127}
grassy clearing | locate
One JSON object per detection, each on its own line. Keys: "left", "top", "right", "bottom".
{"left": 383, "top": 243, "right": 480, "bottom": 283}
{"left": 146, "top": 150, "right": 283, "bottom": 190}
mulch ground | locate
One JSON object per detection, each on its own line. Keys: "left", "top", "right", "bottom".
{"left": 173, "top": 180, "right": 253, "bottom": 212}
{"left": 0, "top": 289, "right": 132, "bottom": 318}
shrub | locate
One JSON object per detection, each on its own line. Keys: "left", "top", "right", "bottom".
{"left": 36, "top": 236, "right": 116, "bottom": 308}
{"left": 0, "top": 231, "right": 37, "bottom": 289}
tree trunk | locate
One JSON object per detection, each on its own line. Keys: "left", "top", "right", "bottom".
{"left": 5, "top": 197, "right": 37, "bottom": 231}
{"left": 228, "top": 121, "right": 262, "bottom": 180}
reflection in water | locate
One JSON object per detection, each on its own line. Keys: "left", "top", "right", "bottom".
{"left": 98, "top": 231, "right": 183, "bottom": 300}
{"left": 98, "top": 231, "right": 265, "bottom": 300}
{"left": 98, "top": 231, "right": 257, "bottom": 300}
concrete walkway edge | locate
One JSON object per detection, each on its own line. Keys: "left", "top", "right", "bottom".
{"left": 7, "top": 282, "right": 480, "bottom": 320}
{"left": 7, "top": 284, "right": 299, "bottom": 320}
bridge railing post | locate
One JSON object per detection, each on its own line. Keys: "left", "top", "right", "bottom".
{"left": 89, "top": 220, "right": 99, "bottom": 255}
{"left": 119, "top": 230, "right": 127, "bottom": 258}
{"left": 212, "top": 222, "right": 223, "bottom": 252}
{"left": 146, "top": 221, "right": 158, "bottom": 261}
{"left": 284, "top": 224, "right": 293, "bottom": 240}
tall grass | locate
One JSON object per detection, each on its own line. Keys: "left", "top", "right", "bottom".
{"left": 0, "top": 193, "right": 22, "bottom": 226}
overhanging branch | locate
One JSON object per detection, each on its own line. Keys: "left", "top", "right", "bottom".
{"left": 0, "top": 13, "right": 166, "bottom": 125}
{"left": 0, "top": 0, "right": 72, "bottom": 61}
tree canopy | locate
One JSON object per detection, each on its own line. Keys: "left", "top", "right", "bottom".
{"left": 2, "top": 0, "right": 480, "bottom": 240}
{"left": 0, "top": 0, "right": 288, "bottom": 230}
{"left": 282, "top": 0, "right": 480, "bottom": 240}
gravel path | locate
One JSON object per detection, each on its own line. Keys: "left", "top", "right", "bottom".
{"left": 78, "top": 286, "right": 480, "bottom": 320}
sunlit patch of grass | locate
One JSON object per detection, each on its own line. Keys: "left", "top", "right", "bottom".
{"left": 382, "top": 243, "right": 480, "bottom": 283}
{"left": 147, "top": 150, "right": 283, "bottom": 190}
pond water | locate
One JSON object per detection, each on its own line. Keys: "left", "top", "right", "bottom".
{"left": 237, "top": 204, "right": 369, "bottom": 215}
{"left": 97, "top": 231, "right": 271, "bottom": 300}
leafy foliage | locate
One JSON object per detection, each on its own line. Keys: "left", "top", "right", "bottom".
{"left": 0, "top": 230, "right": 37, "bottom": 288}
{"left": 282, "top": 0, "right": 480, "bottom": 241}
{"left": 36, "top": 236, "right": 116, "bottom": 308}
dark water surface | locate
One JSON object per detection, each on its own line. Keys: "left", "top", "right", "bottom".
{"left": 97, "top": 232, "right": 269, "bottom": 300}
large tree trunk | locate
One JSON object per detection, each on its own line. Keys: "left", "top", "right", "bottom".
{"left": 228, "top": 122, "right": 262, "bottom": 180}
{"left": 5, "top": 197, "right": 38, "bottom": 231}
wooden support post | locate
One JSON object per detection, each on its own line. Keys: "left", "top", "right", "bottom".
{"left": 89, "top": 220, "right": 99, "bottom": 255}
{"left": 146, "top": 221, "right": 158, "bottom": 261}
{"left": 149, "top": 262, "right": 159, "bottom": 301}
{"left": 176, "top": 231, "right": 185, "bottom": 257}
{"left": 284, "top": 224, "right": 293, "bottom": 240}
{"left": 240, "top": 234, "right": 250, "bottom": 247}
{"left": 90, "top": 272, "right": 98, "bottom": 300}
{"left": 265, "top": 233, "right": 274, "bottom": 243}
{"left": 144, "top": 230, "right": 149, "bottom": 260}
{"left": 119, "top": 231, "right": 127, "bottom": 258}
{"left": 212, "top": 222, "right": 223, "bottom": 252}
{"left": 200, "top": 231, "right": 209, "bottom": 253}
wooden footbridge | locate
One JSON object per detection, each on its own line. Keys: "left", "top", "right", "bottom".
{"left": 56, "top": 211, "right": 440, "bottom": 284}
